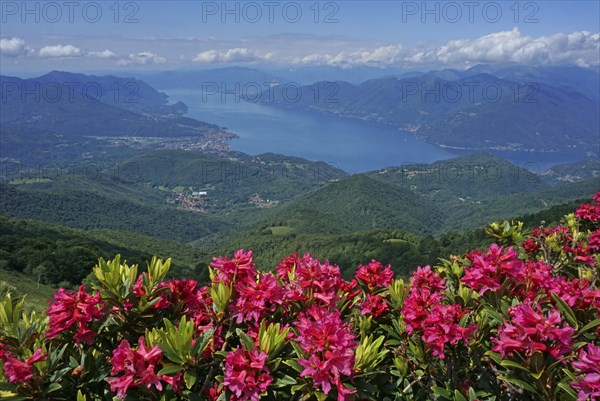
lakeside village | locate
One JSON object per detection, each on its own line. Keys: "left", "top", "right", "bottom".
{"left": 164, "top": 187, "right": 279, "bottom": 213}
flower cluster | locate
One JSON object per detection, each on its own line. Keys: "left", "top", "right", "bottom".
{"left": 1, "top": 348, "right": 46, "bottom": 384}
{"left": 223, "top": 347, "right": 272, "bottom": 401}
{"left": 231, "top": 273, "right": 284, "bottom": 324}
{"left": 421, "top": 303, "right": 476, "bottom": 359}
{"left": 461, "top": 244, "right": 524, "bottom": 295}
{"left": 295, "top": 306, "right": 357, "bottom": 400}
{"left": 571, "top": 343, "right": 600, "bottom": 401}
{"left": 402, "top": 265, "right": 446, "bottom": 334}
{"left": 402, "top": 266, "right": 475, "bottom": 359}
{"left": 359, "top": 294, "right": 389, "bottom": 318}
{"left": 276, "top": 252, "right": 358, "bottom": 307}
{"left": 576, "top": 192, "right": 600, "bottom": 222}
{"left": 355, "top": 260, "right": 394, "bottom": 290}
{"left": 492, "top": 301, "right": 574, "bottom": 359}
{"left": 107, "top": 337, "right": 171, "bottom": 398}
{"left": 210, "top": 249, "right": 256, "bottom": 285}
{"left": 45, "top": 285, "right": 106, "bottom": 345}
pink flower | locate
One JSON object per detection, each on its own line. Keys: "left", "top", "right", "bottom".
{"left": 359, "top": 294, "right": 390, "bottom": 318}
{"left": 153, "top": 278, "right": 202, "bottom": 311}
{"left": 492, "top": 301, "right": 574, "bottom": 360}
{"left": 355, "top": 260, "right": 394, "bottom": 290}
{"left": 223, "top": 347, "right": 272, "bottom": 401}
{"left": 295, "top": 306, "right": 357, "bottom": 400}
{"left": 571, "top": 343, "right": 600, "bottom": 401}
{"left": 45, "top": 285, "right": 106, "bottom": 345}
{"left": 231, "top": 272, "right": 284, "bottom": 324}
{"left": 461, "top": 244, "right": 524, "bottom": 295}
{"left": 278, "top": 253, "right": 347, "bottom": 306}
{"left": 108, "top": 337, "right": 164, "bottom": 398}
{"left": 295, "top": 257, "right": 345, "bottom": 305}
{"left": 421, "top": 304, "right": 476, "bottom": 359}
{"left": 409, "top": 265, "right": 446, "bottom": 293}
{"left": 589, "top": 230, "right": 600, "bottom": 251}
{"left": 522, "top": 238, "right": 539, "bottom": 254}
{"left": 1, "top": 348, "right": 46, "bottom": 384}
{"left": 210, "top": 249, "right": 256, "bottom": 285}
{"left": 275, "top": 251, "right": 300, "bottom": 280}
{"left": 576, "top": 203, "right": 600, "bottom": 222}
{"left": 402, "top": 266, "right": 446, "bottom": 334}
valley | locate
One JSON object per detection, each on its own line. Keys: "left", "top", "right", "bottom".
{"left": 1, "top": 68, "right": 598, "bottom": 310}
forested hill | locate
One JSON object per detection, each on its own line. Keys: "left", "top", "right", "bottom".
{"left": 256, "top": 65, "right": 600, "bottom": 156}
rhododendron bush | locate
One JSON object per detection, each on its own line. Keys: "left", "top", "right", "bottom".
{"left": 1, "top": 194, "right": 599, "bottom": 401}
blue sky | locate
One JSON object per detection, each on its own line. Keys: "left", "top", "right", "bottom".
{"left": 1, "top": 1, "right": 599, "bottom": 74}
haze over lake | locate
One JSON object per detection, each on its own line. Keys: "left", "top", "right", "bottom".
{"left": 166, "top": 89, "right": 586, "bottom": 173}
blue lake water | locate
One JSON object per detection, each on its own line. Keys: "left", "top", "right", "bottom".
{"left": 166, "top": 89, "right": 586, "bottom": 173}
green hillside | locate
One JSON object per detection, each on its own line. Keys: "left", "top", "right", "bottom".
{"left": 0, "top": 215, "right": 207, "bottom": 285}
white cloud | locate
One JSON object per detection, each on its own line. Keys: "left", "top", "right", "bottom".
{"left": 193, "top": 47, "right": 270, "bottom": 63}
{"left": 296, "top": 45, "right": 404, "bottom": 68}
{"left": 89, "top": 49, "right": 117, "bottom": 59}
{"left": 117, "top": 51, "right": 167, "bottom": 66}
{"left": 408, "top": 28, "right": 600, "bottom": 67}
{"left": 0, "top": 37, "right": 32, "bottom": 57}
{"left": 38, "top": 44, "right": 82, "bottom": 58}
{"left": 288, "top": 28, "right": 599, "bottom": 68}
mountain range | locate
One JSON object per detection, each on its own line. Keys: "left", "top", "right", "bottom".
{"left": 256, "top": 65, "right": 600, "bottom": 156}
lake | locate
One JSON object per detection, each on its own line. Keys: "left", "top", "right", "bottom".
{"left": 165, "top": 89, "right": 586, "bottom": 173}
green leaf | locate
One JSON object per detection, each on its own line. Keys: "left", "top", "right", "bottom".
{"left": 500, "top": 359, "right": 532, "bottom": 374}
{"left": 283, "top": 359, "right": 303, "bottom": 373}
{"left": 432, "top": 386, "right": 452, "bottom": 399}
{"left": 454, "top": 389, "right": 468, "bottom": 401}
{"left": 184, "top": 371, "right": 197, "bottom": 389}
{"left": 236, "top": 328, "right": 255, "bottom": 351}
{"left": 557, "top": 382, "right": 578, "bottom": 401}
{"left": 551, "top": 293, "right": 578, "bottom": 330}
{"left": 158, "top": 365, "right": 185, "bottom": 375}
{"left": 315, "top": 391, "right": 327, "bottom": 401}
{"left": 45, "top": 382, "right": 62, "bottom": 393}
{"left": 498, "top": 376, "right": 538, "bottom": 394}
{"left": 578, "top": 318, "right": 600, "bottom": 335}
{"left": 273, "top": 375, "right": 297, "bottom": 388}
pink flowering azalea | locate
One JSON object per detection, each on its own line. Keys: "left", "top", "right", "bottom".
{"left": 295, "top": 306, "right": 357, "bottom": 400}
{"left": 152, "top": 278, "right": 203, "bottom": 312}
{"left": 552, "top": 277, "right": 600, "bottom": 310}
{"left": 409, "top": 265, "right": 446, "bottom": 293}
{"left": 421, "top": 303, "right": 476, "bottom": 359}
{"left": 515, "top": 259, "right": 556, "bottom": 300}
{"left": 210, "top": 249, "right": 256, "bottom": 285}
{"left": 402, "top": 266, "right": 446, "bottom": 334}
{"left": 231, "top": 272, "right": 284, "bottom": 324}
{"left": 45, "top": 285, "right": 106, "bottom": 345}
{"left": 355, "top": 260, "right": 394, "bottom": 290}
{"left": 359, "top": 294, "right": 390, "bottom": 318}
{"left": 492, "top": 301, "right": 574, "bottom": 360}
{"left": 461, "top": 244, "right": 524, "bottom": 295}
{"left": 1, "top": 348, "right": 46, "bottom": 384}
{"left": 522, "top": 238, "right": 539, "bottom": 254}
{"left": 295, "top": 257, "right": 345, "bottom": 305}
{"left": 223, "top": 347, "right": 272, "bottom": 401}
{"left": 576, "top": 203, "right": 600, "bottom": 222}
{"left": 275, "top": 251, "right": 300, "bottom": 280}
{"left": 571, "top": 343, "right": 600, "bottom": 401}
{"left": 108, "top": 337, "right": 165, "bottom": 398}
{"left": 589, "top": 230, "right": 600, "bottom": 251}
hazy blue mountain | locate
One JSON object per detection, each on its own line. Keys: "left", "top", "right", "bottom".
{"left": 143, "top": 67, "right": 284, "bottom": 90}
{"left": 257, "top": 66, "right": 599, "bottom": 156}
{"left": 541, "top": 159, "right": 600, "bottom": 183}
{"left": 0, "top": 73, "right": 236, "bottom": 165}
